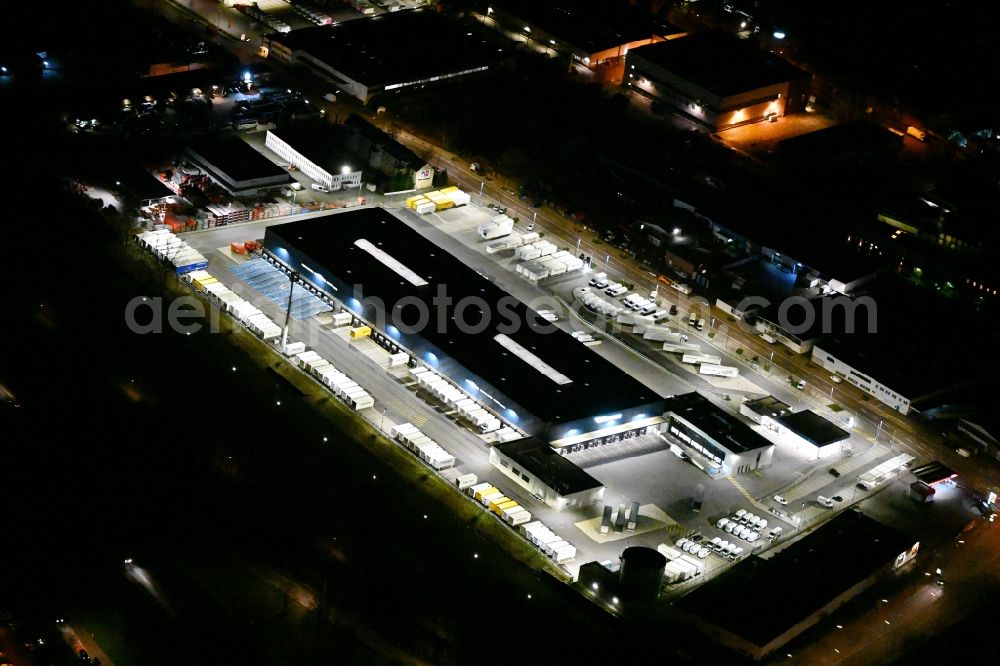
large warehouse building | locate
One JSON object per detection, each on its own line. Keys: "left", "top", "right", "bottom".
{"left": 624, "top": 30, "right": 809, "bottom": 130}
{"left": 485, "top": 0, "right": 685, "bottom": 70}
{"left": 264, "top": 9, "right": 504, "bottom": 102}
{"left": 263, "top": 209, "right": 666, "bottom": 445}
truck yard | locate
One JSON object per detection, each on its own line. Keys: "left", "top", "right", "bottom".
{"left": 156, "top": 199, "right": 984, "bottom": 597}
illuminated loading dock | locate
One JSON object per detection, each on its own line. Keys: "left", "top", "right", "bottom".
{"left": 663, "top": 393, "right": 774, "bottom": 476}
{"left": 263, "top": 208, "right": 665, "bottom": 444}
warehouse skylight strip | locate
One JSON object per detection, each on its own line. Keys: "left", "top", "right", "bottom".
{"left": 354, "top": 239, "right": 428, "bottom": 287}
{"left": 493, "top": 334, "right": 573, "bottom": 385}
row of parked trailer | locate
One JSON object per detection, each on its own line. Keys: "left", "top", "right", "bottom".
{"left": 136, "top": 229, "right": 208, "bottom": 274}
{"left": 184, "top": 269, "right": 282, "bottom": 340}
{"left": 521, "top": 520, "right": 577, "bottom": 564}
{"left": 466, "top": 481, "right": 534, "bottom": 528}
{"left": 409, "top": 367, "right": 520, "bottom": 441}
{"left": 655, "top": 544, "right": 707, "bottom": 584}
{"left": 293, "top": 349, "right": 376, "bottom": 411}
{"left": 478, "top": 214, "right": 515, "bottom": 240}
{"left": 516, "top": 249, "right": 585, "bottom": 283}
{"left": 485, "top": 230, "right": 540, "bottom": 254}
{"left": 292, "top": 2, "right": 333, "bottom": 25}
{"left": 389, "top": 422, "right": 457, "bottom": 471}
{"left": 514, "top": 239, "right": 558, "bottom": 261}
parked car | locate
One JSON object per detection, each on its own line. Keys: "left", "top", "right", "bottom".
{"left": 831, "top": 495, "right": 844, "bottom": 502}
{"left": 525, "top": 222, "right": 535, "bottom": 232}
{"left": 829, "top": 468, "right": 841, "bottom": 478}
{"left": 772, "top": 495, "right": 788, "bottom": 505}
{"left": 830, "top": 375, "right": 843, "bottom": 384}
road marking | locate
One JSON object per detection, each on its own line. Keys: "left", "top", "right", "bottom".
{"left": 727, "top": 476, "right": 755, "bottom": 502}
{"left": 382, "top": 400, "right": 428, "bottom": 427}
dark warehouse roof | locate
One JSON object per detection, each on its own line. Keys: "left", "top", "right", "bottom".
{"left": 495, "top": 437, "right": 603, "bottom": 495}
{"left": 269, "top": 9, "right": 504, "bottom": 89}
{"left": 664, "top": 393, "right": 772, "bottom": 454}
{"left": 264, "top": 209, "right": 663, "bottom": 428}
{"left": 676, "top": 510, "right": 914, "bottom": 647}
{"left": 777, "top": 410, "right": 850, "bottom": 447}
{"left": 629, "top": 30, "right": 808, "bottom": 97}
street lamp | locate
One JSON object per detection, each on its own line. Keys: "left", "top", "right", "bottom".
{"left": 280, "top": 271, "right": 299, "bottom": 350}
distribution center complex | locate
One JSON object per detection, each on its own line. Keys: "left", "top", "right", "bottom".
{"left": 263, "top": 208, "right": 666, "bottom": 446}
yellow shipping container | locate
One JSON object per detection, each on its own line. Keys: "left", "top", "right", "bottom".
{"left": 435, "top": 200, "right": 455, "bottom": 211}
{"left": 474, "top": 486, "right": 499, "bottom": 501}
{"left": 494, "top": 500, "right": 519, "bottom": 515}
{"left": 405, "top": 195, "right": 424, "bottom": 208}
{"left": 440, "top": 186, "right": 459, "bottom": 194}
{"left": 349, "top": 326, "right": 372, "bottom": 339}
{"left": 488, "top": 497, "right": 511, "bottom": 513}
{"left": 194, "top": 276, "right": 219, "bottom": 290}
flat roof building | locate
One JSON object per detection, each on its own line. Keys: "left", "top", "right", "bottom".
{"left": 812, "top": 329, "right": 974, "bottom": 417}
{"left": 264, "top": 9, "right": 504, "bottom": 102}
{"left": 485, "top": 0, "right": 684, "bottom": 70}
{"left": 739, "top": 396, "right": 791, "bottom": 424}
{"left": 773, "top": 410, "right": 850, "bottom": 459}
{"left": 674, "top": 510, "right": 918, "bottom": 661}
{"left": 625, "top": 30, "right": 809, "bottom": 130}
{"left": 185, "top": 137, "right": 293, "bottom": 197}
{"left": 116, "top": 168, "right": 176, "bottom": 208}
{"left": 663, "top": 393, "right": 774, "bottom": 476}
{"left": 489, "top": 437, "right": 605, "bottom": 511}
{"left": 263, "top": 209, "right": 665, "bottom": 445}
{"left": 264, "top": 124, "right": 363, "bottom": 191}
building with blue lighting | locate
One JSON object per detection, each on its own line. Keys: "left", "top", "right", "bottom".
{"left": 263, "top": 208, "right": 666, "bottom": 447}
{"left": 663, "top": 393, "right": 774, "bottom": 475}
